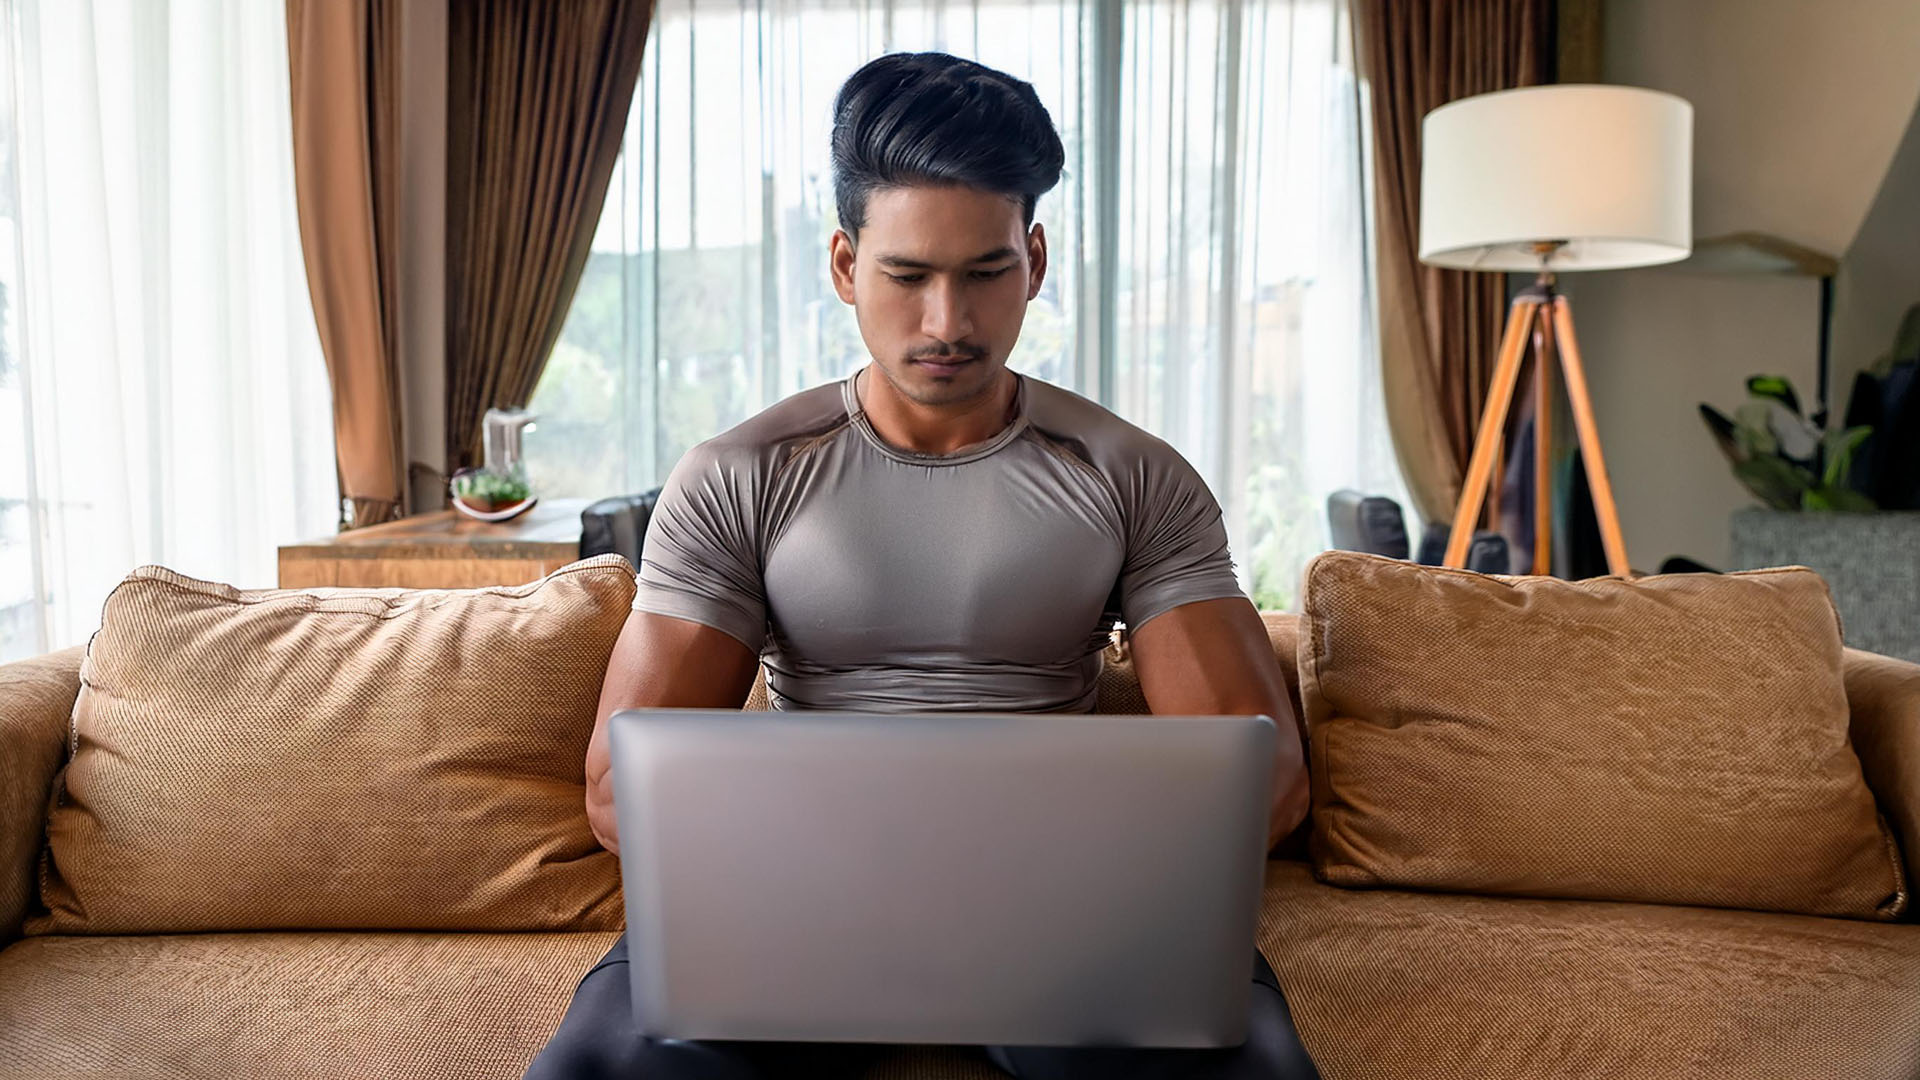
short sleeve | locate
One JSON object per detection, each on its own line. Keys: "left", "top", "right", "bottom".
{"left": 1117, "top": 447, "right": 1246, "bottom": 630}
{"left": 631, "top": 440, "right": 769, "bottom": 653}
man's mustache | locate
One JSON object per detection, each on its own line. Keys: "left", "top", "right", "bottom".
{"left": 905, "top": 342, "right": 987, "bottom": 361}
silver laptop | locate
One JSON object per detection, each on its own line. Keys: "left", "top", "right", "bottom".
{"left": 606, "top": 708, "right": 1275, "bottom": 1048}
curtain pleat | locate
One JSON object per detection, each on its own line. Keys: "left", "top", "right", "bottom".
{"left": 443, "top": 0, "right": 653, "bottom": 473}
{"left": 286, "top": 0, "right": 406, "bottom": 528}
{"left": 1353, "top": 0, "right": 1550, "bottom": 526}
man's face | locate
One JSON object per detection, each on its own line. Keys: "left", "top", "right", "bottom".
{"left": 829, "top": 185, "right": 1047, "bottom": 408}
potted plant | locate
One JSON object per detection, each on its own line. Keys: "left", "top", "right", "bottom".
{"left": 1703, "top": 303, "right": 1920, "bottom": 662}
{"left": 1699, "top": 375, "right": 1874, "bottom": 511}
{"left": 450, "top": 467, "right": 536, "bottom": 522}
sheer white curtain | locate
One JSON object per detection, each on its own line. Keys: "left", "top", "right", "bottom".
{"left": 530, "top": 0, "right": 1407, "bottom": 609}
{"left": 0, "top": 0, "right": 337, "bottom": 659}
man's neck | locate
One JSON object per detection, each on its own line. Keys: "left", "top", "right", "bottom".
{"left": 856, "top": 363, "right": 1020, "bottom": 455}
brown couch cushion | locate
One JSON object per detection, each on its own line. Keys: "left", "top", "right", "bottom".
{"left": 27, "top": 556, "right": 634, "bottom": 935}
{"left": 0, "top": 931, "right": 1007, "bottom": 1080}
{"left": 0, "top": 646, "right": 83, "bottom": 944}
{"left": 1846, "top": 647, "right": 1920, "bottom": 917}
{"left": 1259, "top": 859, "right": 1920, "bottom": 1080}
{"left": 0, "top": 931, "right": 620, "bottom": 1080}
{"left": 1298, "top": 551, "right": 1906, "bottom": 920}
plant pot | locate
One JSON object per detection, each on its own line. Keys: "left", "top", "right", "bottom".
{"left": 448, "top": 467, "right": 537, "bottom": 522}
{"left": 451, "top": 495, "right": 537, "bottom": 522}
{"left": 1729, "top": 508, "right": 1920, "bottom": 662}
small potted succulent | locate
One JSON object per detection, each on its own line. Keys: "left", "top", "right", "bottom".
{"left": 450, "top": 407, "right": 540, "bottom": 521}
{"left": 450, "top": 467, "right": 536, "bottom": 522}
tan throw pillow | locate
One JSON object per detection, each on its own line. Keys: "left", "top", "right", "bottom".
{"left": 1298, "top": 551, "right": 1907, "bottom": 920}
{"left": 28, "top": 556, "right": 633, "bottom": 935}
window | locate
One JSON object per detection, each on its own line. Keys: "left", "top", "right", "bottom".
{"left": 0, "top": 0, "right": 337, "bottom": 659}
{"left": 528, "top": 0, "right": 1407, "bottom": 608}
{"left": 0, "top": 13, "right": 30, "bottom": 658}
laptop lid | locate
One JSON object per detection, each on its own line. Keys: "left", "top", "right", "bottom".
{"left": 608, "top": 709, "right": 1275, "bottom": 1048}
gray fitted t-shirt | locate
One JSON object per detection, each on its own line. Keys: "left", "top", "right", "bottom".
{"left": 632, "top": 371, "right": 1246, "bottom": 713}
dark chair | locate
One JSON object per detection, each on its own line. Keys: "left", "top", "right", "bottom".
{"left": 1326, "top": 489, "right": 1411, "bottom": 559}
{"left": 579, "top": 489, "right": 663, "bottom": 568}
{"left": 1328, "top": 489, "right": 1511, "bottom": 574}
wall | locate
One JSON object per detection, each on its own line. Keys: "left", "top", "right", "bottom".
{"left": 396, "top": 0, "right": 448, "bottom": 514}
{"left": 1560, "top": 0, "right": 1920, "bottom": 568}
{"left": 1830, "top": 98, "right": 1920, "bottom": 404}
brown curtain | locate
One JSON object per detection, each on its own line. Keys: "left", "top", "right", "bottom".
{"left": 1354, "top": 0, "right": 1552, "bottom": 527}
{"left": 444, "top": 0, "right": 652, "bottom": 474}
{"left": 286, "top": 0, "right": 407, "bottom": 528}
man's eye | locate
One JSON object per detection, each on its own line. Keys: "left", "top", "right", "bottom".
{"left": 886, "top": 273, "right": 926, "bottom": 285}
{"left": 970, "top": 267, "right": 1013, "bottom": 281}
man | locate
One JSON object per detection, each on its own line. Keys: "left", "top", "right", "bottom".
{"left": 527, "top": 52, "right": 1317, "bottom": 1080}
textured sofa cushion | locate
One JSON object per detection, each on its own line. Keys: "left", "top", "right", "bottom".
{"left": 1298, "top": 551, "right": 1906, "bottom": 920}
{"left": 1259, "top": 860, "right": 1920, "bottom": 1080}
{"left": 0, "top": 931, "right": 1008, "bottom": 1080}
{"left": 27, "top": 556, "right": 633, "bottom": 935}
{"left": 1845, "top": 647, "right": 1920, "bottom": 917}
{"left": 0, "top": 646, "right": 83, "bottom": 944}
{"left": 0, "top": 931, "right": 620, "bottom": 1080}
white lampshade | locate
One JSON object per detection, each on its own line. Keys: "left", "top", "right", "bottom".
{"left": 1418, "top": 84, "right": 1692, "bottom": 272}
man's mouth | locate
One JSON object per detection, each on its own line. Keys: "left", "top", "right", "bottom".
{"left": 911, "top": 355, "right": 978, "bottom": 376}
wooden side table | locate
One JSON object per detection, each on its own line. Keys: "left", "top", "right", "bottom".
{"left": 278, "top": 497, "right": 598, "bottom": 589}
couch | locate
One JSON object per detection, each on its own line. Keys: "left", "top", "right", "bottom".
{"left": 1, "top": 566, "right": 1917, "bottom": 1079}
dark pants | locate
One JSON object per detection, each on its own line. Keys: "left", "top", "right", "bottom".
{"left": 525, "top": 934, "right": 1319, "bottom": 1080}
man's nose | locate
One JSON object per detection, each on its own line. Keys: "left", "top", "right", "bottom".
{"left": 921, "top": 279, "right": 974, "bottom": 344}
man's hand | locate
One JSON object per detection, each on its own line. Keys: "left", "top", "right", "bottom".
{"left": 585, "top": 611, "right": 762, "bottom": 855}
{"left": 1127, "top": 597, "right": 1310, "bottom": 851}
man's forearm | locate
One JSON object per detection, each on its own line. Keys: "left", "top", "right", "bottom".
{"left": 1267, "top": 731, "right": 1310, "bottom": 849}
{"left": 582, "top": 612, "right": 764, "bottom": 857}
{"left": 1217, "top": 692, "right": 1309, "bottom": 851}
{"left": 585, "top": 714, "right": 621, "bottom": 854}
{"left": 586, "top": 774, "right": 619, "bottom": 855}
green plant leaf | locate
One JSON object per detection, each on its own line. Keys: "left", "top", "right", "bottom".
{"left": 453, "top": 470, "right": 530, "bottom": 504}
{"left": 1746, "top": 374, "right": 1802, "bottom": 416}
{"left": 1699, "top": 404, "right": 1747, "bottom": 466}
{"left": 1734, "top": 455, "right": 1812, "bottom": 510}
{"left": 1820, "top": 425, "right": 1874, "bottom": 488}
{"left": 1733, "top": 401, "right": 1779, "bottom": 456}
{"left": 1803, "top": 485, "right": 1878, "bottom": 512}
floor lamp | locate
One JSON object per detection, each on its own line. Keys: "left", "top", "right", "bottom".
{"left": 1418, "top": 85, "right": 1693, "bottom": 577}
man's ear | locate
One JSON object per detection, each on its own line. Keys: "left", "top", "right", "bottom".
{"left": 1026, "top": 223, "right": 1048, "bottom": 301}
{"left": 829, "top": 229, "right": 857, "bottom": 305}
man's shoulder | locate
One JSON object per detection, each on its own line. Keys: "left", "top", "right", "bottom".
{"left": 673, "top": 379, "right": 853, "bottom": 478}
{"left": 1022, "top": 375, "right": 1189, "bottom": 475}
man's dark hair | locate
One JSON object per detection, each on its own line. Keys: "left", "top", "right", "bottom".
{"left": 831, "top": 52, "right": 1065, "bottom": 236}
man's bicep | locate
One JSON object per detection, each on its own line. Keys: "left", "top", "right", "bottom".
{"left": 1128, "top": 597, "right": 1290, "bottom": 720}
{"left": 600, "top": 610, "right": 762, "bottom": 714}
{"left": 585, "top": 611, "right": 759, "bottom": 854}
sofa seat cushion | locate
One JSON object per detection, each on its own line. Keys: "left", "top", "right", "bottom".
{"left": 0, "top": 931, "right": 621, "bottom": 1079}
{"left": 0, "top": 931, "right": 1005, "bottom": 1080}
{"left": 1258, "top": 861, "right": 1920, "bottom": 1079}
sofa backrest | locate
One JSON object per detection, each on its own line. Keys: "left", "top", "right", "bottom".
{"left": 26, "top": 557, "right": 635, "bottom": 937}
{"left": 0, "top": 645, "right": 86, "bottom": 946}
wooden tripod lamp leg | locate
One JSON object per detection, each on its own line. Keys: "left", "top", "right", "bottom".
{"left": 1551, "top": 297, "right": 1631, "bottom": 576}
{"left": 1444, "top": 297, "right": 1539, "bottom": 568}
{"left": 1531, "top": 305, "right": 1555, "bottom": 576}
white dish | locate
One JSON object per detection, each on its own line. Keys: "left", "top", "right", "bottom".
{"left": 451, "top": 495, "right": 538, "bottom": 522}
